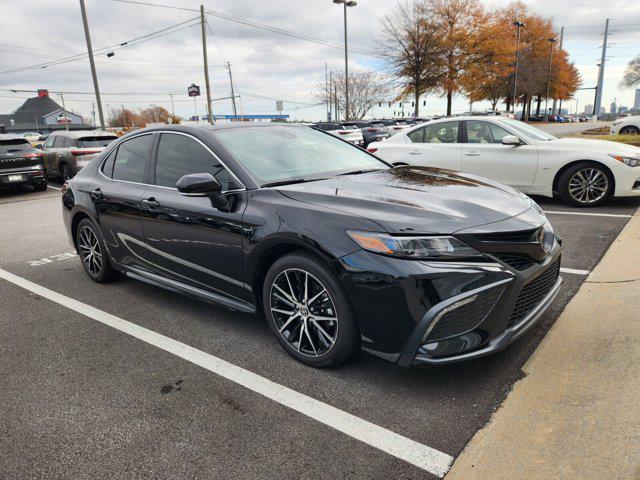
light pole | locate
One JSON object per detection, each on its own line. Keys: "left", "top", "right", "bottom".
{"left": 512, "top": 20, "right": 525, "bottom": 116}
{"left": 333, "top": 0, "right": 357, "bottom": 120}
{"left": 545, "top": 37, "right": 557, "bottom": 118}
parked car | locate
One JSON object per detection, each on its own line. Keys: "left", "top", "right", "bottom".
{"left": 41, "top": 130, "right": 118, "bottom": 180}
{"left": 33, "top": 134, "right": 48, "bottom": 149}
{"left": 352, "top": 120, "right": 390, "bottom": 147}
{"left": 62, "top": 123, "right": 562, "bottom": 367}
{"left": 0, "top": 134, "right": 47, "bottom": 192}
{"left": 312, "top": 122, "right": 364, "bottom": 146}
{"left": 367, "top": 116, "right": 640, "bottom": 207}
{"left": 377, "top": 119, "right": 414, "bottom": 136}
{"left": 611, "top": 115, "right": 640, "bottom": 135}
{"left": 21, "top": 131, "right": 41, "bottom": 145}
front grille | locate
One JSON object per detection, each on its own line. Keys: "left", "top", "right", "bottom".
{"left": 494, "top": 254, "right": 535, "bottom": 271}
{"left": 0, "top": 157, "right": 39, "bottom": 169}
{"left": 472, "top": 228, "right": 541, "bottom": 243}
{"left": 507, "top": 258, "right": 561, "bottom": 328}
{"left": 426, "top": 285, "right": 504, "bottom": 342}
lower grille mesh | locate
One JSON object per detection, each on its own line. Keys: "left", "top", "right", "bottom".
{"left": 507, "top": 258, "right": 561, "bottom": 328}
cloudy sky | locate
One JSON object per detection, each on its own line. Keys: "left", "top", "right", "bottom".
{"left": 1, "top": 0, "right": 639, "bottom": 124}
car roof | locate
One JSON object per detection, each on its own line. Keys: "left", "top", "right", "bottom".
{"left": 128, "top": 123, "right": 316, "bottom": 136}
{"left": 0, "top": 133, "right": 30, "bottom": 141}
{"left": 49, "top": 129, "right": 118, "bottom": 139}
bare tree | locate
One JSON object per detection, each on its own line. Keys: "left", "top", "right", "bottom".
{"left": 379, "top": 0, "right": 443, "bottom": 116}
{"left": 621, "top": 54, "right": 640, "bottom": 88}
{"left": 314, "top": 71, "right": 392, "bottom": 120}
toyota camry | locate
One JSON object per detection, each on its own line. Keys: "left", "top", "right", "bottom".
{"left": 62, "top": 124, "right": 562, "bottom": 368}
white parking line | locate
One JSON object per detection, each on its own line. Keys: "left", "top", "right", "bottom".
{"left": 47, "top": 185, "right": 61, "bottom": 191}
{"left": 543, "top": 210, "right": 631, "bottom": 219}
{"left": 560, "top": 267, "right": 591, "bottom": 276}
{"left": 0, "top": 267, "right": 454, "bottom": 477}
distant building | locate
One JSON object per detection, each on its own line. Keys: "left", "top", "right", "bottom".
{"left": 559, "top": 108, "right": 568, "bottom": 115}
{"left": 584, "top": 104, "right": 594, "bottom": 115}
{"left": 610, "top": 102, "right": 617, "bottom": 115}
{"left": 619, "top": 106, "right": 628, "bottom": 114}
{"left": 0, "top": 89, "right": 92, "bottom": 134}
{"left": 600, "top": 107, "right": 606, "bottom": 116}
{"left": 634, "top": 89, "right": 640, "bottom": 110}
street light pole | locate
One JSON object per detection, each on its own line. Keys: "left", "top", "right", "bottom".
{"left": 545, "top": 37, "right": 557, "bottom": 117}
{"left": 79, "top": 0, "right": 105, "bottom": 130}
{"left": 333, "top": 0, "right": 356, "bottom": 121}
{"left": 512, "top": 20, "right": 525, "bottom": 115}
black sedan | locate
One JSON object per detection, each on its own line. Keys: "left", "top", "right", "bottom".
{"left": 61, "top": 123, "right": 562, "bottom": 368}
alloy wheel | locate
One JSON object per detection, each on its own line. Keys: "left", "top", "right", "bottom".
{"left": 568, "top": 167, "right": 609, "bottom": 205}
{"left": 269, "top": 268, "right": 338, "bottom": 357}
{"left": 78, "top": 225, "right": 103, "bottom": 277}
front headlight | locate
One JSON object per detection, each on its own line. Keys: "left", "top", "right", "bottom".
{"left": 347, "top": 231, "right": 483, "bottom": 260}
{"left": 612, "top": 120, "right": 623, "bottom": 126}
{"left": 609, "top": 154, "right": 640, "bottom": 167}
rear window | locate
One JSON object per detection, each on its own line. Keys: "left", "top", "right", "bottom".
{"left": 341, "top": 123, "right": 359, "bottom": 130}
{"left": 79, "top": 136, "right": 118, "bottom": 148}
{"left": 0, "top": 139, "right": 34, "bottom": 154}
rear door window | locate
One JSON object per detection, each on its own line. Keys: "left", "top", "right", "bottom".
{"left": 112, "top": 134, "right": 152, "bottom": 183}
{"left": 42, "top": 136, "right": 55, "bottom": 149}
{"left": 53, "top": 136, "right": 65, "bottom": 148}
{"left": 0, "top": 139, "right": 35, "bottom": 154}
{"left": 422, "top": 121, "right": 460, "bottom": 144}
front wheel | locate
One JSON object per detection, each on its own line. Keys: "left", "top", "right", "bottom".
{"left": 60, "top": 163, "right": 73, "bottom": 181}
{"left": 262, "top": 252, "right": 360, "bottom": 368}
{"left": 558, "top": 163, "right": 613, "bottom": 207}
{"left": 620, "top": 126, "right": 639, "bottom": 135}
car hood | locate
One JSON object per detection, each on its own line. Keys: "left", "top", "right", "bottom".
{"left": 275, "top": 167, "right": 536, "bottom": 234}
{"left": 549, "top": 137, "right": 640, "bottom": 155}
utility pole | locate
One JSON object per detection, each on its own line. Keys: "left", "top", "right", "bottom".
{"left": 594, "top": 19, "right": 610, "bottom": 121}
{"left": 91, "top": 102, "right": 96, "bottom": 127}
{"left": 79, "top": 0, "right": 105, "bottom": 130}
{"left": 169, "top": 94, "right": 175, "bottom": 117}
{"left": 325, "top": 62, "right": 330, "bottom": 122}
{"left": 512, "top": 20, "right": 525, "bottom": 115}
{"left": 333, "top": 0, "right": 356, "bottom": 120}
{"left": 544, "top": 37, "right": 557, "bottom": 118}
{"left": 200, "top": 5, "right": 213, "bottom": 124}
{"left": 328, "top": 71, "right": 333, "bottom": 121}
{"left": 226, "top": 62, "right": 238, "bottom": 119}
{"left": 59, "top": 92, "right": 69, "bottom": 131}
{"left": 121, "top": 104, "right": 126, "bottom": 128}
{"left": 553, "top": 26, "right": 564, "bottom": 115}
{"left": 334, "top": 82, "right": 339, "bottom": 122}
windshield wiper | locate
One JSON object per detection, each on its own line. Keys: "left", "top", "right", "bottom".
{"left": 262, "top": 178, "right": 327, "bottom": 188}
{"left": 337, "top": 168, "right": 384, "bottom": 176}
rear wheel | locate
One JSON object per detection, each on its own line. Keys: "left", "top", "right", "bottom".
{"left": 60, "top": 163, "right": 73, "bottom": 181}
{"left": 620, "top": 126, "right": 639, "bottom": 135}
{"left": 558, "top": 162, "right": 613, "bottom": 207}
{"left": 33, "top": 181, "right": 48, "bottom": 192}
{"left": 76, "top": 218, "right": 118, "bottom": 283}
{"left": 262, "top": 252, "right": 359, "bottom": 368}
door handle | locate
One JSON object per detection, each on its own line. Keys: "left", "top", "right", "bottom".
{"left": 408, "top": 150, "right": 422, "bottom": 155}
{"left": 90, "top": 188, "right": 103, "bottom": 199}
{"left": 465, "top": 151, "right": 480, "bottom": 156}
{"left": 142, "top": 197, "right": 160, "bottom": 208}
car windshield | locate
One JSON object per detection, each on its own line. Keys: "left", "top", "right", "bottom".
{"left": 213, "top": 126, "right": 387, "bottom": 186}
{"left": 79, "top": 136, "right": 118, "bottom": 148}
{"left": 0, "top": 139, "right": 35, "bottom": 154}
{"left": 501, "top": 119, "right": 557, "bottom": 141}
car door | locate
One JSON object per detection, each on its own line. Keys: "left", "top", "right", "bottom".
{"left": 41, "top": 134, "right": 60, "bottom": 178}
{"left": 92, "top": 133, "right": 153, "bottom": 270}
{"left": 139, "top": 131, "right": 249, "bottom": 303}
{"left": 461, "top": 120, "right": 538, "bottom": 188}
{"left": 402, "top": 121, "right": 463, "bottom": 170}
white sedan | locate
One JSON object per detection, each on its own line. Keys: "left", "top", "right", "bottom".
{"left": 367, "top": 116, "right": 640, "bottom": 207}
{"left": 610, "top": 115, "right": 640, "bottom": 135}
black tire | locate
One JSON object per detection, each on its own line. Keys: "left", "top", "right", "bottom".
{"left": 262, "top": 251, "right": 360, "bottom": 368}
{"left": 76, "top": 218, "right": 119, "bottom": 283}
{"left": 33, "top": 181, "right": 48, "bottom": 192}
{"left": 620, "top": 126, "right": 639, "bottom": 135}
{"left": 60, "top": 163, "right": 73, "bottom": 181}
{"left": 557, "top": 162, "right": 613, "bottom": 207}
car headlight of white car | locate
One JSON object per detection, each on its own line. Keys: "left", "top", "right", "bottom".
{"left": 612, "top": 120, "right": 623, "bottom": 126}
{"left": 609, "top": 154, "right": 640, "bottom": 167}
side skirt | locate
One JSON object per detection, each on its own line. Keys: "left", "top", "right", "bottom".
{"left": 124, "top": 266, "right": 256, "bottom": 314}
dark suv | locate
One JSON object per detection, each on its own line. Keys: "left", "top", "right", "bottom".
{"left": 0, "top": 134, "right": 47, "bottom": 192}
{"left": 41, "top": 130, "right": 118, "bottom": 181}
{"left": 352, "top": 121, "right": 390, "bottom": 147}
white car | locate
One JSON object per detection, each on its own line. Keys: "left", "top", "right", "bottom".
{"left": 368, "top": 116, "right": 640, "bottom": 207}
{"left": 313, "top": 122, "right": 364, "bottom": 146}
{"left": 610, "top": 115, "right": 640, "bottom": 135}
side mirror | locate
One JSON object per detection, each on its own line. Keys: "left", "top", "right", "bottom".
{"left": 501, "top": 135, "right": 521, "bottom": 146}
{"left": 176, "top": 172, "right": 227, "bottom": 208}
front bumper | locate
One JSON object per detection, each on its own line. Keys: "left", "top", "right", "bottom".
{"left": 338, "top": 235, "right": 562, "bottom": 366}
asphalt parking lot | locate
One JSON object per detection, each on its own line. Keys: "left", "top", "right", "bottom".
{"left": 1, "top": 181, "right": 638, "bottom": 479}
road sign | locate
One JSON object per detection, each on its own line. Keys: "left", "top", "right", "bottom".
{"left": 188, "top": 84, "right": 201, "bottom": 97}
{"left": 276, "top": 100, "right": 283, "bottom": 111}
{"left": 56, "top": 113, "right": 72, "bottom": 124}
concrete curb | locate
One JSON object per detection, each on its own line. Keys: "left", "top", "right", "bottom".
{"left": 446, "top": 208, "right": 640, "bottom": 480}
